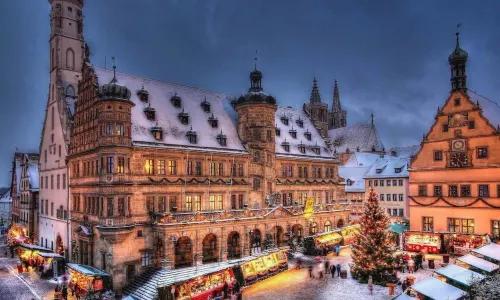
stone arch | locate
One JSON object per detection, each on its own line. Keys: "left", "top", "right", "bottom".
{"left": 291, "top": 224, "right": 303, "bottom": 242}
{"left": 174, "top": 236, "right": 193, "bottom": 268}
{"left": 337, "top": 218, "right": 345, "bottom": 228}
{"left": 55, "top": 234, "right": 64, "bottom": 256}
{"left": 227, "top": 231, "right": 241, "bottom": 259}
{"left": 250, "top": 229, "right": 262, "bottom": 254}
{"left": 202, "top": 233, "right": 218, "bottom": 263}
{"left": 273, "top": 225, "right": 286, "bottom": 247}
{"left": 66, "top": 85, "right": 75, "bottom": 98}
{"left": 66, "top": 48, "right": 75, "bottom": 69}
{"left": 309, "top": 222, "right": 318, "bottom": 235}
{"left": 155, "top": 237, "right": 164, "bottom": 267}
{"left": 324, "top": 220, "right": 332, "bottom": 232}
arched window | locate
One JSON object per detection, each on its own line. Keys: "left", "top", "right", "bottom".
{"left": 324, "top": 221, "right": 331, "bottom": 232}
{"left": 66, "top": 85, "right": 75, "bottom": 98}
{"left": 309, "top": 222, "right": 318, "bottom": 235}
{"left": 66, "top": 48, "right": 75, "bottom": 69}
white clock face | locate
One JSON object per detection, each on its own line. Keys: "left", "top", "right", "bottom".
{"left": 452, "top": 140, "right": 465, "bottom": 151}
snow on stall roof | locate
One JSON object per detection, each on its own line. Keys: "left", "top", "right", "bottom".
{"left": 434, "top": 264, "right": 484, "bottom": 287}
{"left": 328, "top": 124, "right": 385, "bottom": 154}
{"left": 364, "top": 155, "right": 409, "bottom": 179}
{"left": 411, "top": 277, "right": 466, "bottom": 300}
{"left": 391, "top": 294, "right": 416, "bottom": 300}
{"left": 339, "top": 166, "right": 370, "bottom": 192}
{"left": 275, "top": 106, "right": 333, "bottom": 160}
{"left": 457, "top": 254, "right": 500, "bottom": 273}
{"left": 94, "top": 68, "right": 247, "bottom": 154}
{"left": 472, "top": 243, "right": 500, "bottom": 262}
{"left": 468, "top": 90, "right": 500, "bottom": 128}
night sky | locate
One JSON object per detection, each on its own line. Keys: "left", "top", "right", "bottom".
{"left": 0, "top": 0, "right": 499, "bottom": 185}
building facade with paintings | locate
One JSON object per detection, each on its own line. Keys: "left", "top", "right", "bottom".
{"left": 409, "top": 31, "right": 500, "bottom": 240}
{"left": 67, "top": 48, "right": 349, "bottom": 290}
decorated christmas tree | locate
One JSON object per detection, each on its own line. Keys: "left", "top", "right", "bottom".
{"left": 351, "top": 187, "right": 397, "bottom": 285}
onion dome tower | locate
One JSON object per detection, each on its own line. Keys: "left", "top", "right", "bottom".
{"left": 448, "top": 24, "right": 468, "bottom": 92}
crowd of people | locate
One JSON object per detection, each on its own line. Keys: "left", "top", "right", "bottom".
{"left": 396, "top": 252, "right": 425, "bottom": 274}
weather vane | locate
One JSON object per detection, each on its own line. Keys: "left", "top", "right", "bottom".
{"left": 254, "top": 50, "right": 258, "bottom": 70}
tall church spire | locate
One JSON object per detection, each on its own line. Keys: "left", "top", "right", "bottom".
{"left": 309, "top": 77, "right": 322, "bottom": 104}
{"left": 448, "top": 23, "right": 468, "bottom": 92}
{"left": 332, "top": 79, "right": 341, "bottom": 111}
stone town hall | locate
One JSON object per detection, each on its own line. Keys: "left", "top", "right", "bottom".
{"left": 39, "top": 0, "right": 384, "bottom": 292}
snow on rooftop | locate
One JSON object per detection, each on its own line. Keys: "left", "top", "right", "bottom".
{"left": 28, "top": 164, "right": 39, "bottom": 190}
{"left": 343, "top": 152, "right": 381, "bottom": 167}
{"left": 275, "top": 106, "right": 333, "bottom": 160}
{"left": 328, "top": 124, "right": 384, "bottom": 154}
{"left": 388, "top": 145, "right": 420, "bottom": 160}
{"left": 468, "top": 90, "right": 500, "bottom": 128}
{"left": 411, "top": 277, "right": 466, "bottom": 300}
{"left": 472, "top": 243, "right": 500, "bottom": 262}
{"left": 95, "top": 68, "right": 247, "bottom": 154}
{"left": 457, "top": 254, "right": 499, "bottom": 273}
{"left": 339, "top": 166, "right": 370, "bottom": 192}
{"left": 364, "top": 155, "right": 409, "bottom": 179}
{"left": 15, "top": 159, "right": 21, "bottom": 196}
{"left": 434, "top": 264, "right": 484, "bottom": 287}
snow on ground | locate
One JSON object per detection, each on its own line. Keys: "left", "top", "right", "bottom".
{"left": 243, "top": 248, "right": 455, "bottom": 300}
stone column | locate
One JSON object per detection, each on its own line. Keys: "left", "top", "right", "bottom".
{"left": 103, "top": 198, "right": 108, "bottom": 217}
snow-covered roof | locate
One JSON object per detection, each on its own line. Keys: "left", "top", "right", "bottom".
{"left": 457, "top": 254, "right": 499, "bottom": 273}
{"left": 435, "top": 264, "right": 484, "bottom": 287}
{"left": 388, "top": 145, "right": 420, "bottom": 160}
{"left": 392, "top": 294, "right": 416, "bottom": 300}
{"left": 343, "top": 152, "right": 381, "bottom": 168}
{"left": 15, "top": 157, "right": 21, "bottom": 196}
{"left": 27, "top": 164, "right": 39, "bottom": 191}
{"left": 364, "top": 156, "right": 409, "bottom": 179}
{"left": 339, "top": 166, "right": 370, "bottom": 192}
{"left": 275, "top": 106, "right": 334, "bottom": 160}
{"left": 328, "top": 124, "right": 385, "bottom": 154}
{"left": 94, "top": 68, "right": 247, "bottom": 154}
{"left": 468, "top": 90, "right": 500, "bottom": 128}
{"left": 472, "top": 243, "right": 500, "bottom": 262}
{"left": 411, "top": 277, "right": 466, "bottom": 300}
{"left": 0, "top": 188, "right": 11, "bottom": 203}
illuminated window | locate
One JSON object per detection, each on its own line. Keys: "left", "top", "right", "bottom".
{"left": 185, "top": 196, "right": 192, "bottom": 212}
{"left": 423, "top": 217, "right": 433, "bottom": 232}
{"left": 324, "top": 221, "right": 331, "bottom": 232}
{"left": 145, "top": 159, "right": 154, "bottom": 175}
{"left": 117, "top": 157, "right": 125, "bottom": 174}
{"left": 157, "top": 160, "right": 165, "bottom": 175}
{"left": 168, "top": 160, "right": 177, "bottom": 175}
{"left": 217, "top": 195, "right": 223, "bottom": 210}
{"left": 462, "top": 219, "right": 474, "bottom": 234}
{"left": 209, "top": 195, "right": 216, "bottom": 211}
{"left": 194, "top": 196, "right": 201, "bottom": 211}
{"left": 309, "top": 222, "right": 318, "bottom": 235}
{"left": 448, "top": 218, "right": 460, "bottom": 233}
{"left": 117, "top": 124, "right": 125, "bottom": 136}
{"left": 493, "top": 220, "right": 500, "bottom": 239}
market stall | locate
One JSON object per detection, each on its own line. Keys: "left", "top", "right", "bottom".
{"left": 409, "top": 277, "right": 466, "bottom": 300}
{"left": 67, "top": 263, "right": 111, "bottom": 298}
{"left": 391, "top": 293, "right": 416, "bottom": 300}
{"left": 471, "top": 243, "right": 500, "bottom": 263}
{"left": 274, "top": 248, "right": 288, "bottom": 270}
{"left": 36, "top": 252, "right": 66, "bottom": 278}
{"left": 389, "top": 223, "right": 409, "bottom": 249}
{"left": 456, "top": 254, "right": 499, "bottom": 275}
{"left": 238, "top": 248, "right": 289, "bottom": 284}
{"left": 434, "top": 264, "right": 485, "bottom": 289}
{"left": 340, "top": 224, "right": 361, "bottom": 245}
{"left": 403, "top": 231, "right": 442, "bottom": 254}
{"left": 16, "top": 243, "right": 53, "bottom": 272}
{"left": 445, "top": 234, "right": 488, "bottom": 256}
{"left": 303, "top": 230, "right": 342, "bottom": 255}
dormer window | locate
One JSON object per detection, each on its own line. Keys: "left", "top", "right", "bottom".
{"left": 376, "top": 169, "right": 383, "bottom": 174}
{"left": 201, "top": 98, "right": 211, "bottom": 113}
{"left": 208, "top": 113, "right": 218, "bottom": 128}
{"left": 312, "top": 145, "right": 320, "bottom": 155}
{"left": 281, "top": 115, "right": 289, "bottom": 126}
{"left": 296, "top": 117, "right": 304, "bottom": 128}
{"left": 151, "top": 126, "right": 163, "bottom": 141}
{"left": 298, "top": 142, "right": 306, "bottom": 154}
{"left": 217, "top": 131, "right": 227, "bottom": 146}
{"left": 178, "top": 109, "right": 189, "bottom": 125}
{"left": 275, "top": 126, "right": 281, "bottom": 136}
{"left": 289, "top": 128, "right": 297, "bottom": 139}
{"left": 144, "top": 105, "right": 156, "bottom": 121}
{"left": 171, "top": 93, "right": 182, "bottom": 108}
{"left": 186, "top": 127, "right": 197, "bottom": 144}
{"left": 304, "top": 129, "right": 312, "bottom": 141}
{"left": 281, "top": 141, "right": 290, "bottom": 152}
{"left": 347, "top": 179, "right": 353, "bottom": 186}
{"left": 137, "top": 85, "right": 149, "bottom": 103}
{"left": 395, "top": 168, "right": 402, "bottom": 173}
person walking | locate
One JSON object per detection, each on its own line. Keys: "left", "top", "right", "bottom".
{"left": 62, "top": 285, "right": 68, "bottom": 300}
{"left": 325, "top": 260, "right": 330, "bottom": 274}
{"left": 368, "top": 275, "right": 373, "bottom": 295}
{"left": 401, "top": 279, "right": 407, "bottom": 293}
{"left": 223, "top": 281, "right": 229, "bottom": 299}
{"left": 336, "top": 263, "right": 341, "bottom": 277}
{"left": 330, "top": 264, "right": 335, "bottom": 278}
{"left": 408, "top": 257, "right": 415, "bottom": 273}
{"left": 308, "top": 265, "right": 314, "bottom": 278}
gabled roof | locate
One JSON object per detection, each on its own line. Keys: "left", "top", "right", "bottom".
{"left": 468, "top": 90, "right": 500, "bottom": 128}
{"left": 94, "top": 68, "right": 247, "bottom": 155}
{"left": 0, "top": 187, "right": 11, "bottom": 203}
{"left": 339, "top": 166, "right": 370, "bottom": 192}
{"left": 364, "top": 156, "right": 409, "bottom": 178}
{"left": 328, "top": 124, "right": 384, "bottom": 154}
{"left": 275, "top": 106, "right": 334, "bottom": 160}
{"left": 343, "top": 152, "right": 381, "bottom": 167}
{"left": 388, "top": 145, "right": 420, "bottom": 161}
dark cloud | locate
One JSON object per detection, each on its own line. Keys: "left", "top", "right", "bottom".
{"left": 0, "top": 0, "right": 498, "bottom": 184}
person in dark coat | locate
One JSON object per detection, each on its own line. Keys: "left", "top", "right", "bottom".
{"left": 62, "top": 285, "right": 68, "bottom": 300}
{"left": 223, "top": 281, "right": 229, "bottom": 299}
{"left": 325, "top": 260, "right": 330, "bottom": 274}
{"left": 308, "top": 265, "right": 314, "bottom": 278}
{"left": 330, "top": 264, "right": 335, "bottom": 278}
{"left": 336, "top": 263, "right": 341, "bottom": 277}
{"left": 401, "top": 279, "right": 407, "bottom": 293}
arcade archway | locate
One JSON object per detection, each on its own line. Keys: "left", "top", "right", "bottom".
{"left": 174, "top": 236, "right": 193, "bottom": 268}
{"left": 202, "top": 233, "right": 218, "bottom": 263}
{"left": 227, "top": 231, "right": 241, "bottom": 259}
